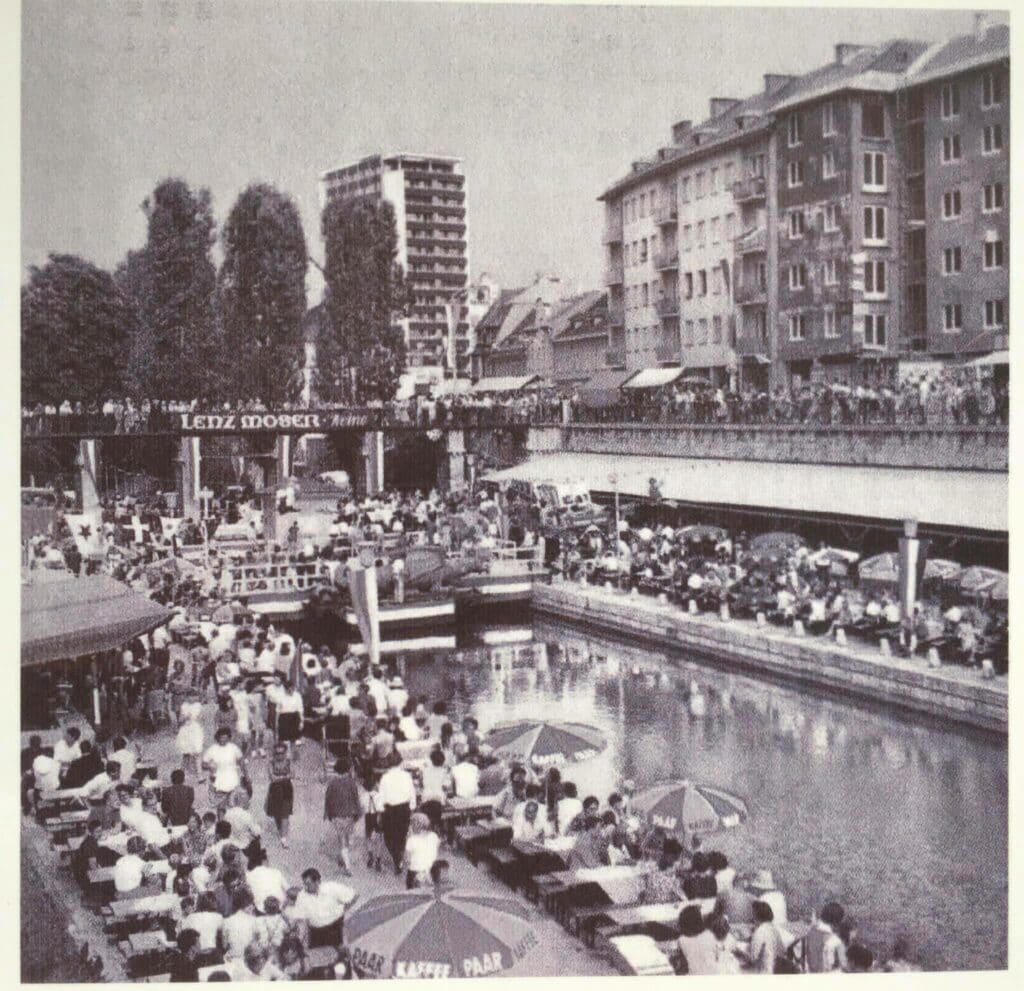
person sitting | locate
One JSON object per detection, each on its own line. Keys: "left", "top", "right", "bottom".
{"left": 804, "top": 901, "right": 847, "bottom": 973}
{"left": 449, "top": 748, "right": 480, "bottom": 799}
{"left": 568, "top": 810, "right": 615, "bottom": 869}
{"left": 566, "top": 794, "right": 600, "bottom": 834}
{"left": 166, "top": 928, "right": 202, "bottom": 983}
{"left": 845, "top": 943, "right": 875, "bottom": 973}
{"left": 556, "top": 782, "right": 583, "bottom": 836}
{"left": 63, "top": 739, "right": 103, "bottom": 789}
{"left": 641, "top": 841, "right": 683, "bottom": 904}
{"left": 675, "top": 905, "right": 718, "bottom": 975}
{"left": 511, "top": 799, "right": 550, "bottom": 844}
{"left": 180, "top": 892, "right": 224, "bottom": 953}
{"left": 113, "top": 835, "right": 156, "bottom": 898}
{"left": 745, "top": 900, "right": 782, "bottom": 974}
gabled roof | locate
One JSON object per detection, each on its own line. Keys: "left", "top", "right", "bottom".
{"left": 474, "top": 288, "right": 523, "bottom": 333}
{"left": 906, "top": 22, "right": 1008, "bottom": 87}
{"left": 551, "top": 291, "right": 608, "bottom": 341}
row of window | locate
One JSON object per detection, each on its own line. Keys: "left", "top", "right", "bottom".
{"left": 786, "top": 150, "right": 886, "bottom": 191}
{"left": 787, "top": 97, "right": 885, "bottom": 146}
{"left": 941, "top": 239, "right": 1005, "bottom": 274}
{"left": 939, "top": 72, "right": 1005, "bottom": 118}
{"left": 623, "top": 213, "right": 742, "bottom": 265}
{"left": 942, "top": 182, "right": 1005, "bottom": 218}
{"left": 682, "top": 316, "right": 727, "bottom": 347}
{"left": 941, "top": 124, "right": 1004, "bottom": 162}
{"left": 787, "top": 204, "right": 887, "bottom": 242}
{"left": 786, "top": 312, "right": 886, "bottom": 346}
{"left": 785, "top": 258, "right": 886, "bottom": 297}
{"left": 942, "top": 299, "right": 1006, "bottom": 331}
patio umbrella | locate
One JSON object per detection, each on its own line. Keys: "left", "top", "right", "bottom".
{"left": 924, "top": 558, "right": 963, "bottom": 582}
{"left": 484, "top": 720, "right": 607, "bottom": 767}
{"left": 810, "top": 547, "right": 860, "bottom": 576}
{"left": 679, "top": 524, "right": 727, "bottom": 544}
{"left": 344, "top": 888, "right": 538, "bottom": 980}
{"left": 632, "top": 780, "right": 749, "bottom": 840}
{"left": 989, "top": 576, "right": 1008, "bottom": 603}
{"left": 959, "top": 566, "right": 1006, "bottom": 596}
{"left": 749, "top": 532, "right": 803, "bottom": 554}
{"left": 858, "top": 552, "right": 900, "bottom": 588}
{"left": 211, "top": 602, "right": 234, "bottom": 624}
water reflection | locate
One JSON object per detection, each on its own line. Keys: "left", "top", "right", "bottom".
{"left": 391, "top": 616, "right": 1006, "bottom": 970}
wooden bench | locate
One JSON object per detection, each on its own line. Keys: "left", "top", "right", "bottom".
{"left": 480, "top": 846, "right": 520, "bottom": 889}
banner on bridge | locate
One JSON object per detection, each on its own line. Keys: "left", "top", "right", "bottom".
{"left": 178, "top": 410, "right": 380, "bottom": 432}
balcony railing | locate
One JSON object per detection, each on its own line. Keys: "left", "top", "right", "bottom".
{"left": 653, "top": 248, "right": 679, "bottom": 271}
{"left": 605, "top": 262, "right": 624, "bottom": 285}
{"left": 734, "top": 227, "right": 766, "bottom": 255}
{"left": 656, "top": 296, "right": 680, "bottom": 318}
{"left": 654, "top": 202, "right": 678, "bottom": 226}
{"left": 734, "top": 280, "right": 767, "bottom": 305}
{"left": 602, "top": 217, "right": 624, "bottom": 244}
{"left": 730, "top": 175, "right": 767, "bottom": 203}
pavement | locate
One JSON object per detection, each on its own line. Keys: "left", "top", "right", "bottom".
{"left": 24, "top": 698, "right": 616, "bottom": 981}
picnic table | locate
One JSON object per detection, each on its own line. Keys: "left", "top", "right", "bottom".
{"left": 543, "top": 864, "right": 653, "bottom": 930}
{"left": 104, "top": 892, "right": 180, "bottom": 927}
{"left": 607, "top": 934, "right": 674, "bottom": 976}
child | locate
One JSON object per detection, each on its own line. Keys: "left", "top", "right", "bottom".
{"left": 363, "top": 773, "right": 386, "bottom": 872}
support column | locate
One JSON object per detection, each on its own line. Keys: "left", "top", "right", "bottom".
{"left": 76, "top": 438, "right": 102, "bottom": 512}
{"left": 176, "top": 436, "right": 202, "bottom": 520}
{"left": 361, "top": 431, "right": 384, "bottom": 498}
{"left": 444, "top": 429, "right": 467, "bottom": 494}
{"left": 262, "top": 454, "right": 279, "bottom": 546}
{"left": 898, "top": 518, "right": 927, "bottom": 624}
{"left": 275, "top": 434, "right": 292, "bottom": 484}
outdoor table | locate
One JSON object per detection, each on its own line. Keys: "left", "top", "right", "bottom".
{"left": 104, "top": 892, "right": 180, "bottom": 929}
{"left": 511, "top": 839, "right": 574, "bottom": 898}
{"left": 547, "top": 865, "right": 652, "bottom": 931}
{"left": 120, "top": 931, "right": 174, "bottom": 978}
{"left": 592, "top": 897, "right": 718, "bottom": 948}
{"left": 607, "top": 934, "right": 674, "bottom": 976}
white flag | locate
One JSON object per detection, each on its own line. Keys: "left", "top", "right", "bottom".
{"left": 161, "top": 517, "right": 183, "bottom": 540}
{"left": 65, "top": 511, "right": 105, "bottom": 558}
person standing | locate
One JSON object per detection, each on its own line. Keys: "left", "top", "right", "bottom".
{"left": 378, "top": 752, "right": 416, "bottom": 875}
{"left": 176, "top": 699, "right": 204, "bottom": 777}
{"left": 202, "top": 727, "right": 245, "bottom": 810}
{"left": 324, "top": 758, "right": 362, "bottom": 875}
{"left": 270, "top": 679, "right": 304, "bottom": 758}
{"left": 161, "top": 769, "right": 195, "bottom": 827}
{"left": 292, "top": 868, "right": 358, "bottom": 951}
{"left": 403, "top": 813, "right": 440, "bottom": 889}
{"left": 264, "top": 742, "right": 294, "bottom": 848}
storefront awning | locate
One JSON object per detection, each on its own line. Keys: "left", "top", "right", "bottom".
{"left": 621, "top": 367, "right": 684, "bottom": 390}
{"left": 577, "top": 367, "right": 631, "bottom": 408}
{"left": 969, "top": 350, "right": 1009, "bottom": 367}
{"left": 471, "top": 374, "right": 544, "bottom": 394}
{"left": 740, "top": 354, "right": 771, "bottom": 365}
{"left": 22, "top": 575, "right": 174, "bottom": 666}
{"left": 484, "top": 453, "right": 1006, "bottom": 534}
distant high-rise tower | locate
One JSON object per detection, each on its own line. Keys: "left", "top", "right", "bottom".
{"left": 319, "top": 153, "right": 470, "bottom": 382}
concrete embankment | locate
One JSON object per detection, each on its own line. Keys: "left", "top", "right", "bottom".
{"left": 533, "top": 583, "right": 1007, "bottom": 734}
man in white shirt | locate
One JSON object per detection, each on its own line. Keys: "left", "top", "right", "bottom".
{"left": 220, "top": 889, "right": 258, "bottom": 960}
{"left": 53, "top": 727, "right": 82, "bottom": 768}
{"left": 74, "top": 762, "right": 116, "bottom": 802}
{"left": 403, "top": 814, "right": 441, "bottom": 888}
{"left": 108, "top": 737, "right": 137, "bottom": 783}
{"left": 247, "top": 853, "right": 288, "bottom": 913}
{"left": 224, "top": 793, "right": 262, "bottom": 862}
{"left": 113, "top": 836, "right": 154, "bottom": 894}
{"left": 398, "top": 710, "right": 423, "bottom": 742}
{"left": 450, "top": 751, "right": 480, "bottom": 799}
{"left": 32, "top": 753, "right": 61, "bottom": 793}
{"left": 365, "top": 668, "right": 389, "bottom": 715}
{"left": 387, "top": 676, "right": 409, "bottom": 714}
{"left": 118, "top": 789, "right": 172, "bottom": 849}
{"left": 293, "top": 868, "right": 357, "bottom": 949}
{"left": 512, "top": 800, "right": 550, "bottom": 843}
{"left": 556, "top": 783, "right": 584, "bottom": 836}
{"left": 378, "top": 753, "right": 417, "bottom": 875}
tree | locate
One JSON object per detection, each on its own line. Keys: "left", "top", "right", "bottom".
{"left": 117, "top": 179, "right": 220, "bottom": 400}
{"left": 320, "top": 197, "right": 409, "bottom": 403}
{"left": 21, "top": 253, "right": 130, "bottom": 404}
{"left": 217, "top": 184, "right": 308, "bottom": 405}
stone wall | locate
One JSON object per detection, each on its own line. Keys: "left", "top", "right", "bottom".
{"left": 532, "top": 423, "right": 1007, "bottom": 471}
{"left": 534, "top": 583, "right": 1007, "bottom": 734}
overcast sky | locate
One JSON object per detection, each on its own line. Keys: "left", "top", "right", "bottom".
{"left": 22, "top": 1, "right": 1004, "bottom": 301}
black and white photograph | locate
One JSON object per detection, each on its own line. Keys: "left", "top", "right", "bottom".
{"left": 17, "top": 0, "right": 1013, "bottom": 983}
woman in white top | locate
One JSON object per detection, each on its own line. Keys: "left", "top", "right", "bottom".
{"left": 176, "top": 699, "right": 205, "bottom": 776}
{"left": 403, "top": 813, "right": 440, "bottom": 889}
{"left": 269, "top": 679, "right": 304, "bottom": 757}
{"left": 203, "top": 727, "right": 245, "bottom": 809}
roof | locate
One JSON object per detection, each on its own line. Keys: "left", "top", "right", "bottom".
{"left": 622, "top": 367, "right": 685, "bottom": 390}
{"left": 471, "top": 374, "right": 544, "bottom": 394}
{"left": 22, "top": 575, "right": 174, "bottom": 666}
{"left": 550, "top": 292, "right": 607, "bottom": 341}
{"left": 475, "top": 288, "right": 523, "bottom": 333}
{"left": 906, "top": 23, "right": 1009, "bottom": 87}
{"left": 484, "top": 453, "right": 1007, "bottom": 534}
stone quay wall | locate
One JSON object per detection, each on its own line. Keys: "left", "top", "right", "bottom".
{"left": 533, "top": 583, "right": 1007, "bottom": 734}
{"left": 528, "top": 424, "right": 1008, "bottom": 471}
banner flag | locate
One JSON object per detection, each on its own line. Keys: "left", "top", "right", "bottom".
{"left": 65, "top": 511, "right": 105, "bottom": 559}
{"left": 347, "top": 560, "right": 381, "bottom": 667}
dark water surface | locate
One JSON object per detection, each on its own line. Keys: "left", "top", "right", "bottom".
{"left": 391, "top": 615, "right": 1007, "bottom": 972}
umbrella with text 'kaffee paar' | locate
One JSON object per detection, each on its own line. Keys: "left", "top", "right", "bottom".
{"left": 484, "top": 720, "right": 607, "bottom": 768}
{"left": 633, "top": 779, "right": 749, "bottom": 841}
{"left": 344, "top": 888, "right": 538, "bottom": 980}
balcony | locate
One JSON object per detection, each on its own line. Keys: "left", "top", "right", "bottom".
{"left": 607, "top": 302, "right": 625, "bottom": 326}
{"left": 656, "top": 338, "right": 681, "bottom": 363}
{"left": 734, "top": 226, "right": 766, "bottom": 255}
{"left": 734, "top": 280, "right": 767, "bottom": 305}
{"left": 605, "top": 261, "right": 624, "bottom": 286}
{"left": 654, "top": 202, "right": 678, "bottom": 226}
{"left": 730, "top": 175, "right": 767, "bottom": 203}
{"left": 603, "top": 218, "right": 624, "bottom": 244}
{"left": 654, "top": 248, "right": 679, "bottom": 271}
{"left": 656, "top": 295, "right": 680, "bottom": 318}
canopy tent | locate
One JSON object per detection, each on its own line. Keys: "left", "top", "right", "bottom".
{"left": 470, "top": 374, "right": 544, "bottom": 394}
{"left": 22, "top": 575, "right": 173, "bottom": 667}
{"left": 577, "top": 367, "right": 632, "bottom": 408}
{"left": 621, "top": 367, "right": 684, "bottom": 390}
{"left": 968, "top": 351, "right": 1009, "bottom": 367}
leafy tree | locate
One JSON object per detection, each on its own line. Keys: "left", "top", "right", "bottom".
{"left": 217, "top": 184, "right": 308, "bottom": 405}
{"left": 117, "top": 179, "right": 220, "bottom": 400}
{"left": 320, "top": 197, "right": 409, "bottom": 402}
{"left": 21, "top": 253, "right": 130, "bottom": 404}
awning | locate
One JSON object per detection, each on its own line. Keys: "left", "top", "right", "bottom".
{"left": 577, "top": 367, "right": 631, "bottom": 408}
{"left": 621, "top": 367, "right": 684, "bottom": 390}
{"left": 969, "top": 350, "right": 1009, "bottom": 367}
{"left": 740, "top": 354, "right": 771, "bottom": 365}
{"left": 22, "top": 575, "right": 174, "bottom": 666}
{"left": 471, "top": 374, "right": 543, "bottom": 394}
{"left": 484, "top": 453, "right": 1006, "bottom": 534}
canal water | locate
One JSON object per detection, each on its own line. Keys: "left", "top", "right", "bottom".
{"left": 383, "top": 613, "right": 1007, "bottom": 972}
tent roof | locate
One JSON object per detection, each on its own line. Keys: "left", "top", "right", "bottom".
{"left": 22, "top": 575, "right": 174, "bottom": 666}
{"left": 969, "top": 350, "right": 1009, "bottom": 367}
{"left": 621, "top": 367, "right": 684, "bottom": 390}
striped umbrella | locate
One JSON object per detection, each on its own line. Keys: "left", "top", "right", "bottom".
{"left": 345, "top": 888, "right": 538, "bottom": 980}
{"left": 484, "top": 720, "right": 607, "bottom": 768}
{"left": 632, "top": 780, "right": 749, "bottom": 841}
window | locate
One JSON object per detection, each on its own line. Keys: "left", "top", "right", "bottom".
{"left": 712, "top": 268, "right": 723, "bottom": 295}
{"left": 942, "top": 189, "right": 962, "bottom": 219}
{"left": 787, "top": 160, "right": 804, "bottom": 188}
{"left": 639, "top": 194, "right": 647, "bottom": 218}
{"left": 789, "top": 313, "right": 806, "bottom": 340}
{"left": 822, "top": 150, "right": 836, "bottom": 179}
{"left": 942, "top": 134, "right": 961, "bottom": 163}
{"left": 756, "top": 260, "right": 767, "bottom": 289}
{"left": 726, "top": 213, "right": 736, "bottom": 240}
{"left": 863, "top": 206, "right": 886, "bottom": 244}
{"left": 680, "top": 176, "right": 690, "bottom": 202}
{"left": 984, "top": 239, "right": 1004, "bottom": 270}
{"left": 982, "top": 70, "right": 1002, "bottom": 108}
{"left": 984, "top": 299, "right": 1005, "bottom": 328}
{"left": 710, "top": 168, "right": 719, "bottom": 194}
{"left": 823, "top": 306, "right": 838, "bottom": 338}
{"left": 862, "top": 100, "right": 885, "bottom": 138}
{"left": 940, "top": 83, "right": 960, "bottom": 119}
{"left": 748, "top": 153, "right": 766, "bottom": 178}
{"left": 711, "top": 217, "right": 720, "bottom": 244}
{"left": 943, "top": 303, "right": 962, "bottom": 331}
{"left": 639, "top": 238, "right": 648, "bottom": 263}
{"left": 697, "top": 318, "right": 709, "bottom": 344}
{"left": 684, "top": 320, "right": 694, "bottom": 346}
{"left": 683, "top": 272, "right": 693, "bottom": 299}
{"left": 822, "top": 101, "right": 836, "bottom": 136}
{"left": 698, "top": 270, "right": 707, "bottom": 296}
{"left": 682, "top": 224, "right": 692, "bottom": 251}
{"left": 983, "top": 183, "right": 1004, "bottom": 213}
{"left": 724, "top": 162, "right": 735, "bottom": 187}
{"left": 823, "top": 258, "right": 838, "bottom": 285}
{"left": 983, "top": 125, "right": 1003, "bottom": 154}
{"left": 789, "top": 209, "right": 806, "bottom": 238}
{"left": 641, "top": 283, "right": 649, "bottom": 306}
{"left": 863, "top": 152, "right": 885, "bottom": 190}
{"left": 787, "top": 113, "right": 802, "bottom": 146}
{"left": 695, "top": 172, "right": 705, "bottom": 198}
{"left": 712, "top": 315, "right": 722, "bottom": 343}
{"left": 863, "top": 314, "right": 886, "bottom": 347}
{"left": 788, "top": 264, "right": 807, "bottom": 291}
{"left": 864, "top": 260, "right": 887, "bottom": 298}
{"left": 822, "top": 204, "right": 839, "bottom": 233}
{"left": 943, "top": 246, "right": 962, "bottom": 275}
{"left": 697, "top": 221, "right": 706, "bottom": 247}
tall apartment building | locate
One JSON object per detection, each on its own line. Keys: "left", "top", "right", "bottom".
{"left": 599, "top": 17, "right": 1008, "bottom": 389}
{"left": 319, "top": 153, "right": 471, "bottom": 382}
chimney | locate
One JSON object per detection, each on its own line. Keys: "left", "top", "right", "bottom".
{"left": 764, "top": 73, "right": 794, "bottom": 96}
{"left": 631, "top": 160, "right": 649, "bottom": 173}
{"left": 709, "top": 98, "right": 741, "bottom": 119}
{"left": 974, "top": 12, "right": 990, "bottom": 41}
{"left": 835, "top": 43, "right": 866, "bottom": 66}
{"left": 671, "top": 119, "right": 692, "bottom": 144}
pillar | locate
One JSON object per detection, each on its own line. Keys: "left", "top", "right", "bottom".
{"left": 76, "top": 438, "right": 102, "bottom": 512}
{"left": 444, "top": 429, "right": 467, "bottom": 494}
{"left": 175, "top": 436, "right": 202, "bottom": 520}
{"left": 261, "top": 454, "right": 279, "bottom": 546}
{"left": 360, "top": 431, "right": 384, "bottom": 498}
{"left": 898, "top": 518, "right": 926, "bottom": 622}
{"left": 275, "top": 434, "right": 292, "bottom": 483}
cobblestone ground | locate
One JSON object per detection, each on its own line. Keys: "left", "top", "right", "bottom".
{"left": 24, "top": 698, "right": 616, "bottom": 981}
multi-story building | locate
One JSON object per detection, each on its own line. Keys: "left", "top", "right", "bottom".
{"left": 319, "top": 153, "right": 471, "bottom": 384}
{"left": 900, "top": 18, "right": 1009, "bottom": 360}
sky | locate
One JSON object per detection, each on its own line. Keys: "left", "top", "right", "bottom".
{"left": 21, "top": 1, "right": 1005, "bottom": 303}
